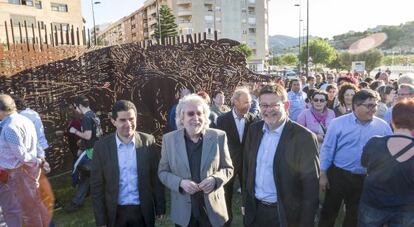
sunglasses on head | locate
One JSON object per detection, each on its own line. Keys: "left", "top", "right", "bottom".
{"left": 186, "top": 111, "right": 203, "bottom": 117}
{"left": 313, "top": 98, "right": 326, "bottom": 103}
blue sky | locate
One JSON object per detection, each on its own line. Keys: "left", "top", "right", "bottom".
{"left": 82, "top": 0, "right": 414, "bottom": 39}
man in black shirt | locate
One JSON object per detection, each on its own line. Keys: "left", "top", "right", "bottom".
{"left": 66, "top": 95, "right": 100, "bottom": 212}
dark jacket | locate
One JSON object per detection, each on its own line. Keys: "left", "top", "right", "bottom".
{"left": 242, "top": 120, "right": 320, "bottom": 227}
{"left": 91, "top": 132, "right": 165, "bottom": 227}
{"left": 216, "top": 110, "right": 256, "bottom": 174}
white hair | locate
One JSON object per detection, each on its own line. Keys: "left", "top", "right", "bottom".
{"left": 398, "top": 73, "right": 414, "bottom": 85}
{"left": 231, "top": 87, "right": 251, "bottom": 104}
{"left": 175, "top": 94, "right": 211, "bottom": 133}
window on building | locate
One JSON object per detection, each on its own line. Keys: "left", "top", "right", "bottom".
{"left": 131, "top": 24, "right": 136, "bottom": 29}
{"left": 8, "top": 0, "right": 37, "bottom": 6}
{"left": 248, "top": 6, "right": 255, "bottom": 14}
{"left": 206, "top": 28, "right": 212, "bottom": 34}
{"left": 132, "top": 32, "right": 136, "bottom": 37}
{"left": 248, "top": 0, "right": 256, "bottom": 4}
{"left": 10, "top": 14, "right": 36, "bottom": 27}
{"left": 52, "top": 23, "right": 69, "bottom": 31}
{"left": 8, "top": 0, "right": 20, "bottom": 4}
{"left": 35, "top": 0, "right": 42, "bottom": 9}
{"left": 51, "top": 3, "right": 68, "bottom": 12}
{"left": 204, "top": 3, "right": 213, "bottom": 11}
{"left": 248, "top": 28, "right": 256, "bottom": 34}
{"left": 248, "top": 18, "right": 256, "bottom": 25}
{"left": 204, "top": 15, "right": 214, "bottom": 21}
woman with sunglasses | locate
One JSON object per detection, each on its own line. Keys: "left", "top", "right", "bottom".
{"left": 297, "top": 90, "right": 335, "bottom": 143}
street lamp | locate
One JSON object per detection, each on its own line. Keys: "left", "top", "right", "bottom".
{"left": 294, "top": 3, "right": 301, "bottom": 75}
{"left": 306, "top": 0, "right": 310, "bottom": 77}
{"left": 91, "top": 0, "right": 101, "bottom": 46}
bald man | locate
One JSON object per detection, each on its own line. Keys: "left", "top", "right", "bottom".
{"left": 0, "top": 94, "right": 50, "bottom": 227}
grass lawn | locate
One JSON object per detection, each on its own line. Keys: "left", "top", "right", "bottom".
{"left": 50, "top": 174, "right": 244, "bottom": 227}
{"left": 50, "top": 174, "right": 344, "bottom": 227}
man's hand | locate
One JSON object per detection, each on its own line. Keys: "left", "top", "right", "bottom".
{"left": 198, "top": 177, "right": 216, "bottom": 194}
{"left": 180, "top": 179, "right": 200, "bottom": 195}
{"left": 320, "top": 171, "right": 330, "bottom": 192}
{"left": 69, "top": 127, "right": 77, "bottom": 134}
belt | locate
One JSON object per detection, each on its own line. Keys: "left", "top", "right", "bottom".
{"left": 256, "top": 198, "right": 278, "bottom": 207}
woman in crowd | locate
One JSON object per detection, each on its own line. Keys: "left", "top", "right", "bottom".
{"left": 358, "top": 98, "right": 414, "bottom": 226}
{"left": 325, "top": 84, "right": 337, "bottom": 109}
{"left": 210, "top": 90, "right": 230, "bottom": 117}
{"left": 375, "top": 85, "right": 394, "bottom": 120}
{"left": 334, "top": 83, "right": 359, "bottom": 117}
{"left": 297, "top": 90, "right": 335, "bottom": 143}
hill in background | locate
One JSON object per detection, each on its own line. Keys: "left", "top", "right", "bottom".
{"left": 269, "top": 20, "right": 414, "bottom": 55}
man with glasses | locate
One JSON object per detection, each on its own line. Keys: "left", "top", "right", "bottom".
{"left": 383, "top": 83, "right": 414, "bottom": 124}
{"left": 242, "top": 85, "right": 319, "bottom": 227}
{"left": 320, "top": 73, "right": 336, "bottom": 91}
{"left": 319, "top": 89, "right": 392, "bottom": 227}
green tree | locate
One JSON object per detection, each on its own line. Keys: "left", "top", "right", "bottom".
{"left": 153, "top": 5, "right": 178, "bottom": 43}
{"left": 281, "top": 53, "right": 298, "bottom": 65}
{"left": 235, "top": 44, "right": 253, "bottom": 59}
{"left": 333, "top": 49, "right": 383, "bottom": 74}
{"left": 299, "top": 39, "right": 337, "bottom": 67}
{"left": 269, "top": 56, "right": 283, "bottom": 66}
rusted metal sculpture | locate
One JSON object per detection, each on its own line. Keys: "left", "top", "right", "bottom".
{"left": 0, "top": 38, "right": 267, "bottom": 174}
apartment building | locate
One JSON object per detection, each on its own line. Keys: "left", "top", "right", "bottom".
{"left": 97, "top": 0, "right": 172, "bottom": 46}
{"left": 0, "top": 0, "right": 83, "bottom": 44}
{"left": 171, "top": 0, "right": 269, "bottom": 71}
{"left": 96, "top": 0, "right": 268, "bottom": 71}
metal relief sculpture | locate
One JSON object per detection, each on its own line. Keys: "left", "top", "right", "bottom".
{"left": 0, "top": 38, "right": 266, "bottom": 173}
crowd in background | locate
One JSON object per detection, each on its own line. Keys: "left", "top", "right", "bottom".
{"left": 1, "top": 70, "right": 414, "bottom": 227}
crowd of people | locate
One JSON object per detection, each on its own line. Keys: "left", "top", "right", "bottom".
{"left": 1, "top": 70, "right": 414, "bottom": 227}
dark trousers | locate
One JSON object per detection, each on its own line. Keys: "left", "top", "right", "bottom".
{"left": 319, "top": 166, "right": 365, "bottom": 227}
{"left": 72, "top": 172, "right": 90, "bottom": 205}
{"left": 224, "top": 167, "right": 243, "bottom": 227}
{"left": 175, "top": 208, "right": 212, "bottom": 227}
{"left": 247, "top": 200, "right": 279, "bottom": 227}
{"left": 115, "top": 205, "right": 146, "bottom": 227}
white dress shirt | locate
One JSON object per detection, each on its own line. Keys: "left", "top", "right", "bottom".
{"left": 0, "top": 113, "right": 39, "bottom": 169}
{"left": 255, "top": 120, "right": 286, "bottom": 203}
{"left": 20, "top": 108, "right": 49, "bottom": 158}
{"left": 232, "top": 109, "right": 246, "bottom": 143}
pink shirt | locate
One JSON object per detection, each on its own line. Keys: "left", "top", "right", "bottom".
{"left": 296, "top": 109, "right": 335, "bottom": 134}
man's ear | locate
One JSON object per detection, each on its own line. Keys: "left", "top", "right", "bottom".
{"left": 284, "top": 101, "right": 290, "bottom": 111}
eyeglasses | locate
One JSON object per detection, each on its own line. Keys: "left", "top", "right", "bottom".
{"left": 359, "top": 103, "right": 378, "bottom": 110}
{"left": 186, "top": 111, "right": 203, "bottom": 117}
{"left": 259, "top": 103, "right": 283, "bottom": 109}
{"left": 313, "top": 98, "right": 326, "bottom": 103}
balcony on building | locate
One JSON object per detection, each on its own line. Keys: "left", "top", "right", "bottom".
{"left": 177, "top": 0, "right": 192, "bottom": 6}
{"left": 178, "top": 7, "right": 192, "bottom": 16}
{"left": 178, "top": 19, "right": 192, "bottom": 27}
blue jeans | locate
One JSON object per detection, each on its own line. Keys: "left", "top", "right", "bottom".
{"left": 358, "top": 202, "right": 414, "bottom": 227}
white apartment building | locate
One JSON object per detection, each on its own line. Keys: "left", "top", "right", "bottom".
{"left": 171, "top": 0, "right": 269, "bottom": 72}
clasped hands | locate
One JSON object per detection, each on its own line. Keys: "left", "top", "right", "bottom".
{"left": 180, "top": 177, "right": 216, "bottom": 195}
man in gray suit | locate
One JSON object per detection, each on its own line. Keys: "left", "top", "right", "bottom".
{"left": 159, "top": 94, "right": 234, "bottom": 227}
{"left": 91, "top": 100, "right": 165, "bottom": 227}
